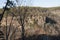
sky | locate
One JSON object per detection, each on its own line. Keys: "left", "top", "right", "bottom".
{"left": 0, "top": 0, "right": 60, "bottom": 8}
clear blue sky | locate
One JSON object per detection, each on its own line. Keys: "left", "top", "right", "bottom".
{"left": 0, "top": 0, "right": 60, "bottom": 8}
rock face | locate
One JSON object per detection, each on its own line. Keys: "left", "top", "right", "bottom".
{"left": 0, "top": 7, "right": 60, "bottom": 40}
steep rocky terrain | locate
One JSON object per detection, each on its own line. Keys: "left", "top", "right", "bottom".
{"left": 0, "top": 7, "right": 60, "bottom": 40}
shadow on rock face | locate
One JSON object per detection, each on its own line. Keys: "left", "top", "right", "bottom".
{"left": 45, "top": 17, "right": 57, "bottom": 24}
{"left": 16, "top": 34, "right": 60, "bottom": 40}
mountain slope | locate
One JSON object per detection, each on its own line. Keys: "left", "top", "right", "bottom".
{"left": 0, "top": 7, "right": 60, "bottom": 40}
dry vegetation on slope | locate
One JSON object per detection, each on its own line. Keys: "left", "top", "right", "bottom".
{"left": 0, "top": 7, "right": 60, "bottom": 40}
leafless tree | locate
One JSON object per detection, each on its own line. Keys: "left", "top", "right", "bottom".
{"left": 0, "top": 0, "right": 32, "bottom": 40}
{"left": 16, "top": 0, "right": 32, "bottom": 40}
{"left": 0, "top": 0, "right": 16, "bottom": 40}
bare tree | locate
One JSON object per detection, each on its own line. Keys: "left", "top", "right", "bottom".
{"left": 0, "top": 0, "right": 16, "bottom": 40}
{"left": 16, "top": 0, "right": 32, "bottom": 40}
{"left": 0, "top": 0, "right": 32, "bottom": 40}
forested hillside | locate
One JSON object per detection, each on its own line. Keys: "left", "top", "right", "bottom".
{"left": 0, "top": 7, "right": 60, "bottom": 40}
